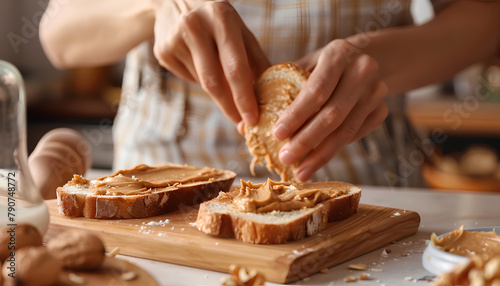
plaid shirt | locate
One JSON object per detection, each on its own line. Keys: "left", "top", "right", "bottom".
{"left": 113, "top": 0, "right": 451, "bottom": 186}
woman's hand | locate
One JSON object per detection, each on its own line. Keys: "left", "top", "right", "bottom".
{"left": 153, "top": 0, "right": 270, "bottom": 126}
{"left": 273, "top": 39, "right": 389, "bottom": 182}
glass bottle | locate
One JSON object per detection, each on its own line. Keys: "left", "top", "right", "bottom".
{"left": 0, "top": 60, "right": 49, "bottom": 235}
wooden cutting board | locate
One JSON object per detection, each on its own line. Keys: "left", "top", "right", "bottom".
{"left": 45, "top": 200, "right": 420, "bottom": 284}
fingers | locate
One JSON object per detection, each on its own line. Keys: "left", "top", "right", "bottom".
{"left": 153, "top": 1, "right": 199, "bottom": 83}
{"left": 237, "top": 120, "right": 245, "bottom": 135}
{"left": 156, "top": 41, "right": 198, "bottom": 83}
{"left": 154, "top": 1, "right": 268, "bottom": 126}
{"left": 242, "top": 26, "right": 271, "bottom": 80}
{"left": 179, "top": 11, "right": 242, "bottom": 124}
{"left": 295, "top": 50, "right": 320, "bottom": 72}
{"left": 212, "top": 3, "right": 259, "bottom": 126}
{"left": 272, "top": 41, "right": 350, "bottom": 141}
{"left": 292, "top": 82, "right": 388, "bottom": 182}
{"left": 282, "top": 101, "right": 368, "bottom": 180}
{"left": 278, "top": 53, "right": 379, "bottom": 165}
{"left": 349, "top": 82, "right": 389, "bottom": 143}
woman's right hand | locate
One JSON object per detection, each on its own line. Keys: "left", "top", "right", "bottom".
{"left": 273, "top": 40, "right": 389, "bottom": 182}
{"left": 153, "top": 0, "right": 270, "bottom": 126}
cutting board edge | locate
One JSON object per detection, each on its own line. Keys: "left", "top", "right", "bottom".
{"left": 283, "top": 210, "right": 421, "bottom": 283}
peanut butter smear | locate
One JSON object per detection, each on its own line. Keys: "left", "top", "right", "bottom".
{"left": 245, "top": 78, "right": 301, "bottom": 182}
{"left": 69, "top": 164, "right": 224, "bottom": 196}
{"left": 232, "top": 179, "right": 349, "bottom": 213}
{"left": 431, "top": 225, "right": 500, "bottom": 261}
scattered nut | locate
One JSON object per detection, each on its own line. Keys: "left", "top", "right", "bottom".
{"left": 109, "top": 246, "right": 121, "bottom": 257}
{"left": 400, "top": 252, "right": 409, "bottom": 257}
{"left": 320, "top": 268, "right": 329, "bottom": 274}
{"left": 239, "top": 267, "right": 256, "bottom": 283}
{"left": 384, "top": 248, "right": 392, "bottom": 254}
{"left": 121, "top": 271, "right": 138, "bottom": 281}
{"left": 359, "top": 273, "right": 371, "bottom": 280}
{"left": 348, "top": 263, "right": 368, "bottom": 271}
{"left": 344, "top": 275, "right": 357, "bottom": 282}
{"left": 47, "top": 230, "right": 105, "bottom": 270}
{"left": 221, "top": 264, "right": 265, "bottom": 286}
{"left": 68, "top": 273, "right": 86, "bottom": 284}
{"left": 221, "top": 277, "right": 237, "bottom": 286}
{"left": 484, "top": 256, "right": 500, "bottom": 280}
{"left": 0, "top": 224, "right": 43, "bottom": 261}
{"left": 2, "top": 246, "right": 62, "bottom": 286}
{"left": 433, "top": 254, "right": 500, "bottom": 286}
{"left": 469, "top": 268, "right": 484, "bottom": 286}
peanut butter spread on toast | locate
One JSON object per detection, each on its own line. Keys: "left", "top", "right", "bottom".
{"left": 227, "top": 179, "right": 350, "bottom": 213}
{"left": 244, "top": 63, "right": 309, "bottom": 182}
{"left": 67, "top": 164, "right": 225, "bottom": 196}
{"left": 246, "top": 80, "right": 296, "bottom": 182}
{"left": 431, "top": 226, "right": 500, "bottom": 260}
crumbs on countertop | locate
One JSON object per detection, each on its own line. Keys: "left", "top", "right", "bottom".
{"left": 144, "top": 219, "right": 170, "bottom": 226}
{"left": 348, "top": 264, "right": 368, "bottom": 271}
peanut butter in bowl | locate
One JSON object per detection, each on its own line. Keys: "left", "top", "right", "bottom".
{"left": 431, "top": 225, "right": 500, "bottom": 261}
{"left": 422, "top": 225, "right": 500, "bottom": 285}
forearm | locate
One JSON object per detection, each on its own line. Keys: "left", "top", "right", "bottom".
{"left": 348, "top": 1, "right": 500, "bottom": 95}
{"left": 40, "top": 0, "right": 156, "bottom": 68}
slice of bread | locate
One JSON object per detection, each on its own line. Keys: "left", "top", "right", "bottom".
{"left": 244, "top": 62, "right": 310, "bottom": 182}
{"left": 56, "top": 164, "right": 236, "bottom": 219}
{"left": 196, "top": 179, "right": 361, "bottom": 244}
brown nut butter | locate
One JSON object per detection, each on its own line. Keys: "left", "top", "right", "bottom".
{"left": 67, "top": 164, "right": 225, "bottom": 196}
{"left": 231, "top": 179, "right": 350, "bottom": 213}
{"left": 431, "top": 225, "right": 500, "bottom": 261}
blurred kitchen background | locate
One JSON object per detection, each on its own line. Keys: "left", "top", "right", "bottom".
{"left": 0, "top": 0, "right": 119, "bottom": 169}
{"left": 1, "top": 1, "right": 499, "bottom": 191}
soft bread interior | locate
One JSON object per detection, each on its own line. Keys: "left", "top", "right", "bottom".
{"left": 200, "top": 201, "right": 317, "bottom": 224}
{"left": 254, "top": 63, "right": 308, "bottom": 95}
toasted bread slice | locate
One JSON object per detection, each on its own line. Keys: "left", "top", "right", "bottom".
{"left": 56, "top": 164, "right": 236, "bottom": 219}
{"left": 196, "top": 179, "right": 361, "bottom": 244}
{"left": 244, "top": 62, "right": 310, "bottom": 182}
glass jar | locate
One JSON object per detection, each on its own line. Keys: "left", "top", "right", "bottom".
{"left": 0, "top": 60, "right": 49, "bottom": 235}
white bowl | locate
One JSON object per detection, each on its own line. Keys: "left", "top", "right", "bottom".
{"left": 422, "top": 227, "right": 500, "bottom": 275}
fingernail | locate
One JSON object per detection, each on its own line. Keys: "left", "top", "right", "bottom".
{"left": 237, "top": 121, "right": 245, "bottom": 135}
{"left": 279, "top": 149, "right": 297, "bottom": 165}
{"left": 273, "top": 123, "right": 290, "bottom": 141}
{"left": 242, "top": 112, "right": 256, "bottom": 126}
{"left": 295, "top": 167, "right": 313, "bottom": 182}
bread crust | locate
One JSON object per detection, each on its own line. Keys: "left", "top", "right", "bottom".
{"left": 56, "top": 167, "right": 236, "bottom": 219}
{"left": 196, "top": 182, "right": 361, "bottom": 244}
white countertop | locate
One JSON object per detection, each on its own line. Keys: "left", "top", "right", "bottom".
{"left": 86, "top": 170, "right": 500, "bottom": 286}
